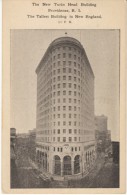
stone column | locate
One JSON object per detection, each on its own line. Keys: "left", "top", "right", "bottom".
{"left": 72, "top": 160, "right": 74, "bottom": 175}
{"left": 61, "top": 160, "right": 63, "bottom": 176}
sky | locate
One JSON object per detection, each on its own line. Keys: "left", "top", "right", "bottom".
{"left": 10, "top": 29, "right": 119, "bottom": 141}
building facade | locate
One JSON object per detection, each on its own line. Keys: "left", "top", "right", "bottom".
{"left": 95, "top": 115, "right": 111, "bottom": 152}
{"left": 35, "top": 37, "right": 96, "bottom": 178}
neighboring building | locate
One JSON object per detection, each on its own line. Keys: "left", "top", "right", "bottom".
{"left": 10, "top": 128, "right": 19, "bottom": 188}
{"left": 95, "top": 115, "right": 111, "bottom": 152}
{"left": 112, "top": 141, "right": 119, "bottom": 164}
{"left": 35, "top": 37, "right": 96, "bottom": 178}
{"left": 95, "top": 115, "right": 108, "bottom": 132}
{"left": 28, "top": 129, "right": 36, "bottom": 162}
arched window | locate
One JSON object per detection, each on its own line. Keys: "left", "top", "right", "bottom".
{"left": 54, "top": 155, "right": 61, "bottom": 175}
{"left": 74, "top": 155, "right": 80, "bottom": 174}
{"left": 63, "top": 156, "right": 72, "bottom": 175}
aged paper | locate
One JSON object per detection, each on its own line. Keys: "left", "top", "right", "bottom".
{"left": 2, "top": 0, "right": 126, "bottom": 193}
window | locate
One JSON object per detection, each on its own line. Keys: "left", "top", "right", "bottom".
{"left": 68, "top": 83, "right": 71, "bottom": 88}
{"left": 63, "top": 68, "right": 66, "bottom": 73}
{"left": 69, "top": 53, "right": 71, "bottom": 58}
{"left": 78, "top": 71, "right": 80, "bottom": 76}
{"left": 58, "top": 61, "right": 60, "bottom": 66}
{"left": 63, "top": 61, "right": 66, "bottom": 66}
{"left": 53, "top": 62, "right": 55, "bottom": 67}
{"left": 69, "top": 47, "right": 71, "bottom": 50}
{"left": 63, "top": 106, "right": 66, "bottom": 111}
{"left": 69, "top": 129, "right": 72, "bottom": 134}
{"left": 69, "top": 121, "right": 71, "bottom": 126}
{"left": 74, "top": 55, "right": 76, "bottom": 60}
{"left": 69, "top": 106, "right": 71, "bottom": 111}
{"left": 69, "top": 61, "right": 71, "bottom": 66}
{"left": 58, "top": 137, "right": 60, "bottom": 142}
{"left": 63, "top": 129, "right": 66, "bottom": 133}
{"left": 58, "top": 114, "right": 60, "bottom": 118}
{"left": 58, "top": 129, "right": 60, "bottom": 134}
{"left": 63, "top": 137, "right": 66, "bottom": 142}
{"left": 53, "top": 129, "right": 55, "bottom": 134}
{"left": 78, "top": 57, "right": 80, "bottom": 61}
{"left": 74, "top": 91, "right": 77, "bottom": 96}
{"left": 58, "top": 106, "right": 60, "bottom": 111}
{"left": 58, "top": 54, "right": 60, "bottom": 59}
{"left": 63, "top": 114, "right": 66, "bottom": 118}
{"left": 63, "top": 76, "right": 66, "bottom": 80}
{"left": 74, "top": 99, "right": 77, "bottom": 103}
{"left": 75, "top": 147, "right": 77, "bottom": 151}
{"left": 74, "top": 84, "right": 76, "bottom": 89}
{"left": 57, "top": 76, "right": 60, "bottom": 81}
{"left": 53, "top": 107, "right": 55, "bottom": 111}
{"left": 53, "top": 70, "right": 56, "bottom": 75}
{"left": 63, "top": 83, "right": 66, "bottom": 88}
{"left": 69, "top": 113, "right": 71, "bottom": 118}
{"left": 74, "top": 106, "right": 76, "bottom": 111}
{"left": 58, "top": 121, "right": 60, "bottom": 126}
{"left": 53, "top": 85, "right": 55, "bottom": 89}
{"left": 69, "top": 91, "right": 72, "bottom": 95}
{"left": 69, "top": 76, "right": 71, "bottom": 80}
{"left": 74, "top": 129, "right": 77, "bottom": 134}
{"left": 69, "top": 137, "right": 72, "bottom": 142}
{"left": 57, "top": 91, "right": 60, "bottom": 96}
{"left": 68, "top": 68, "right": 71, "bottom": 73}
{"left": 69, "top": 98, "right": 71, "bottom": 103}
{"left": 63, "top": 91, "right": 66, "bottom": 95}
{"left": 58, "top": 98, "right": 60, "bottom": 103}
{"left": 53, "top": 56, "right": 55, "bottom": 60}
{"left": 74, "top": 69, "right": 76, "bottom": 74}
{"left": 74, "top": 77, "right": 76, "bottom": 81}
{"left": 57, "top": 84, "right": 60, "bottom": 88}
{"left": 57, "top": 69, "right": 60, "bottom": 73}
{"left": 63, "top": 98, "right": 66, "bottom": 103}
{"left": 63, "top": 121, "right": 66, "bottom": 125}
{"left": 74, "top": 62, "right": 76, "bottom": 67}
{"left": 74, "top": 137, "right": 77, "bottom": 141}
{"left": 63, "top": 53, "right": 66, "bottom": 58}
{"left": 74, "top": 121, "right": 76, "bottom": 126}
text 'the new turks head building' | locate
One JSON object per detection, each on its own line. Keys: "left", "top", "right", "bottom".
{"left": 35, "top": 36, "right": 96, "bottom": 179}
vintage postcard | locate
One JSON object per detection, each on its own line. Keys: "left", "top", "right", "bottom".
{"left": 2, "top": 0, "right": 126, "bottom": 193}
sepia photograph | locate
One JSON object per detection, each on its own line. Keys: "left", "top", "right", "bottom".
{"left": 10, "top": 29, "right": 120, "bottom": 189}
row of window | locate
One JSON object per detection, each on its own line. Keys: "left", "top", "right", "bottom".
{"left": 53, "top": 129, "right": 80, "bottom": 134}
{"left": 52, "top": 46, "right": 81, "bottom": 53}
{"left": 52, "top": 61, "right": 82, "bottom": 68}
{"left": 53, "top": 106, "right": 80, "bottom": 111}
{"left": 52, "top": 91, "right": 81, "bottom": 97}
{"left": 52, "top": 98, "right": 81, "bottom": 104}
{"left": 52, "top": 113, "right": 80, "bottom": 119}
{"left": 53, "top": 146, "right": 81, "bottom": 152}
{"left": 52, "top": 121, "right": 80, "bottom": 126}
{"left": 53, "top": 53, "right": 81, "bottom": 61}
{"left": 53, "top": 136, "right": 81, "bottom": 142}
{"left": 52, "top": 83, "right": 81, "bottom": 89}
{"left": 52, "top": 76, "right": 81, "bottom": 82}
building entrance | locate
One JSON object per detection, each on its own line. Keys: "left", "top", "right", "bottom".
{"left": 63, "top": 156, "right": 72, "bottom": 175}
{"left": 74, "top": 155, "right": 80, "bottom": 174}
{"left": 54, "top": 155, "right": 61, "bottom": 175}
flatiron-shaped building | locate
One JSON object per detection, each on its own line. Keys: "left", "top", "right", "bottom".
{"left": 35, "top": 37, "right": 96, "bottom": 178}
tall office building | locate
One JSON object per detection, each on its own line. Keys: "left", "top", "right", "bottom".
{"left": 35, "top": 37, "right": 96, "bottom": 178}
